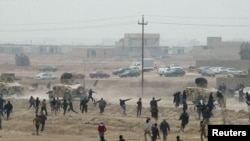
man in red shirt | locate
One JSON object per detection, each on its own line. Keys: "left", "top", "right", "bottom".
{"left": 98, "top": 121, "right": 107, "bottom": 141}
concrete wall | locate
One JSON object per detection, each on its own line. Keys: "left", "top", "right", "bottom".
{"left": 196, "top": 60, "right": 250, "bottom": 70}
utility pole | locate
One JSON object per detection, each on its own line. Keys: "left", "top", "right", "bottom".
{"left": 138, "top": 15, "right": 148, "bottom": 97}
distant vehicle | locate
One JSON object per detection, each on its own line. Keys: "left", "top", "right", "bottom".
{"left": 129, "top": 58, "right": 155, "bottom": 72}
{"left": 224, "top": 68, "right": 244, "bottom": 74}
{"left": 51, "top": 72, "right": 87, "bottom": 101}
{"left": 34, "top": 73, "right": 57, "bottom": 80}
{"left": 201, "top": 69, "right": 216, "bottom": 77}
{"left": 112, "top": 67, "right": 130, "bottom": 75}
{"left": 185, "top": 87, "right": 220, "bottom": 105}
{"left": 197, "top": 66, "right": 210, "bottom": 74}
{"left": 0, "top": 73, "right": 24, "bottom": 97}
{"left": 164, "top": 68, "right": 185, "bottom": 77}
{"left": 157, "top": 65, "right": 169, "bottom": 76}
{"left": 119, "top": 69, "right": 140, "bottom": 77}
{"left": 89, "top": 71, "right": 110, "bottom": 78}
{"left": 39, "top": 65, "right": 57, "bottom": 72}
{"left": 209, "top": 67, "right": 225, "bottom": 74}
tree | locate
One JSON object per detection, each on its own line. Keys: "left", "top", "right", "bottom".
{"left": 15, "top": 53, "right": 30, "bottom": 66}
{"left": 239, "top": 42, "right": 250, "bottom": 60}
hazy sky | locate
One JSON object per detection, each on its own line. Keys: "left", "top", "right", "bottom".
{"left": 1, "top": 0, "right": 250, "bottom": 45}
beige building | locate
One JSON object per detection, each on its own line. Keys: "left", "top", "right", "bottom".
{"left": 191, "top": 37, "right": 243, "bottom": 60}
{"left": 115, "top": 33, "right": 169, "bottom": 57}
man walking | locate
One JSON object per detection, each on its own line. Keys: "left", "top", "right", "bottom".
{"left": 160, "top": 119, "right": 170, "bottom": 141}
{"left": 179, "top": 110, "right": 189, "bottom": 132}
{"left": 38, "top": 112, "right": 47, "bottom": 132}
{"left": 98, "top": 121, "right": 107, "bottom": 141}
{"left": 4, "top": 101, "right": 13, "bottom": 120}
{"left": 95, "top": 98, "right": 107, "bottom": 114}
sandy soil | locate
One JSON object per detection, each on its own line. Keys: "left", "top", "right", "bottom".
{"left": 0, "top": 54, "right": 250, "bottom": 141}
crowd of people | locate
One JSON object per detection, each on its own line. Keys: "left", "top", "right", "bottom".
{"left": 0, "top": 86, "right": 250, "bottom": 141}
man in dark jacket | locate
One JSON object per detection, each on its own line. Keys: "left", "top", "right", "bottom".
{"left": 4, "top": 101, "right": 13, "bottom": 120}
{"left": 38, "top": 112, "right": 47, "bottom": 132}
{"left": 179, "top": 110, "right": 189, "bottom": 132}
{"left": 173, "top": 91, "right": 181, "bottom": 108}
{"left": 151, "top": 123, "right": 160, "bottom": 141}
{"left": 160, "top": 119, "right": 170, "bottom": 141}
{"left": 80, "top": 97, "right": 89, "bottom": 113}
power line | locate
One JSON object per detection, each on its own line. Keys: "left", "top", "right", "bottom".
{"left": 0, "top": 15, "right": 140, "bottom": 26}
{"left": 0, "top": 22, "right": 135, "bottom": 32}
{"left": 147, "top": 15, "right": 250, "bottom": 20}
{"left": 150, "top": 22, "right": 250, "bottom": 27}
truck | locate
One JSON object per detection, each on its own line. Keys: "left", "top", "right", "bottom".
{"left": 129, "top": 58, "right": 154, "bottom": 72}
{"left": 0, "top": 73, "right": 24, "bottom": 98}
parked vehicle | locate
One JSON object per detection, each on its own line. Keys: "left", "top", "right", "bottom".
{"left": 164, "top": 68, "right": 185, "bottom": 77}
{"left": 201, "top": 69, "right": 216, "bottom": 77}
{"left": 209, "top": 67, "right": 225, "bottom": 74}
{"left": 157, "top": 65, "right": 169, "bottom": 76}
{"left": 197, "top": 66, "right": 210, "bottom": 74}
{"left": 112, "top": 67, "right": 130, "bottom": 75}
{"left": 224, "top": 67, "right": 244, "bottom": 74}
{"left": 34, "top": 73, "right": 57, "bottom": 80}
{"left": 39, "top": 65, "right": 57, "bottom": 72}
{"left": 129, "top": 58, "right": 155, "bottom": 72}
{"left": 119, "top": 69, "right": 140, "bottom": 77}
{"left": 89, "top": 71, "right": 110, "bottom": 78}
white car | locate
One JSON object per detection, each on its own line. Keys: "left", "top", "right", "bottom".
{"left": 157, "top": 65, "right": 169, "bottom": 76}
{"left": 224, "top": 68, "right": 243, "bottom": 74}
{"left": 34, "top": 73, "right": 57, "bottom": 80}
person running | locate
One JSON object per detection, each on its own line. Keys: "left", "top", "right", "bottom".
{"left": 160, "top": 119, "right": 170, "bottom": 141}
{"left": 144, "top": 118, "right": 151, "bottom": 141}
{"left": 179, "top": 110, "right": 189, "bottom": 132}
{"left": 95, "top": 98, "right": 107, "bottom": 114}
{"left": 33, "top": 114, "right": 41, "bottom": 135}
{"left": 62, "top": 100, "right": 68, "bottom": 116}
{"left": 119, "top": 98, "right": 131, "bottom": 116}
{"left": 35, "top": 97, "right": 41, "bottom": 115}
{"left": 151, "top": 123, "right": 160, "bottom": 141}
{"left": 88, "top": 88, "right": 97, "bottom": 103}
{"left": 4, "top": 101, "right": 13, "bottom": 120}
{"left": 194, "top": 102, "right": 203, "bottom": 120}
{"left": 38, "top": 112, "right": 47, "bottom": 132}
{"left": 27, "top": 96, "right": 36, "bottom": 110}
{"left": 136, "top": 98, "right": 142, "bottom": 117}
{"left": 40, "top": 99, "right": 48, "bottom": 116}
{"left": 68, "top": 101, "right": 78, "bottom": 113}
{"left": 98, "top": 121, "right": 107, "bottom": 141}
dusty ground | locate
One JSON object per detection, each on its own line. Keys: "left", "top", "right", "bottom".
{"left": 0, "top": 54, "right": 250, "bottom": 141}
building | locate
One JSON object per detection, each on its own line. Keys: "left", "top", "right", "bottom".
{"left": 115, "top": 33, "right": 169, "bottom": 58}
{"left": 191, "top": 37, "right": 243, "bottom": 60}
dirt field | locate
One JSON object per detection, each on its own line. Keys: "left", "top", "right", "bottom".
{"left": 0, "top": 54, "right": 249, "bottom": 141}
